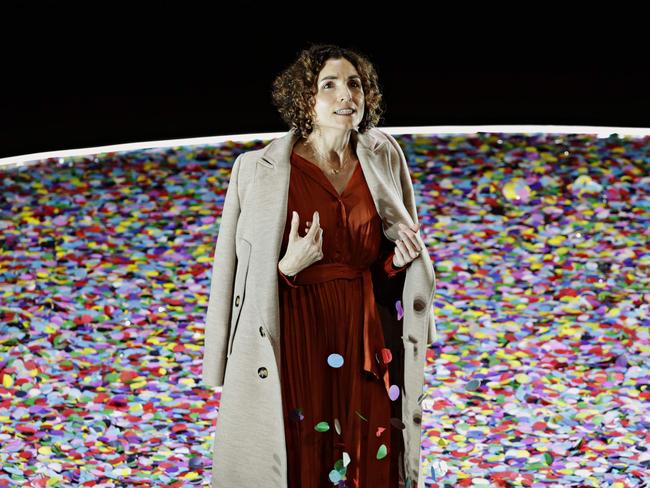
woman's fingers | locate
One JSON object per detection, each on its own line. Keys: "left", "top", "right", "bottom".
{"left": 396, "top": 240, "right": 417, "bottom": 263}
{"left": 398, "top": 238, "right": 417, "bottom": 259}
{"left": 398, "top": 230, "right": 421, "bottom": 254}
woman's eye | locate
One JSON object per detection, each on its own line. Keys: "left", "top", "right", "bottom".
{"left": 323, "top": 81, "right": 360, "bottom": 88}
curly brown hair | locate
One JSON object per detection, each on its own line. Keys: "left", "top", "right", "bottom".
{"left": 271, "top": 43, "right": 385, "bottom": 139}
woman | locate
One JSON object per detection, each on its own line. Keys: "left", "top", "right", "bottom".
{"left": 203, "top": 44, "right": 436, "bottom": 488}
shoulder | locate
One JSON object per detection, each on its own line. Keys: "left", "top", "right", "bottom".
{"left": 365, "top": 128, "right": 403, "bottom": 159}
{"left": 375, "top": 129, "right": 402, "bottom": 150}
{"left": 364, "top": 127, "right": 392, "bottom": 145}
{"left": 236, "top": 147, "right": 265, "bottom": 165}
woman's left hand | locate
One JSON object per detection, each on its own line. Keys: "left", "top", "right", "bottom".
{"left": 393, "top": 222, "right": 423, "bottom": 268}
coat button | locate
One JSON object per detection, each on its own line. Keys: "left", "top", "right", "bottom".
{"left": 413, "top": 297, "right": 425, "bottom": 312}
{"left": 259, "top": 326, "right": 266, "bottom": 337}
{"left": 235, "top": 295, "right": 240, "bottom": 307}
{"left": 412, "top": 412, "right": 422, "bottom": 424}
{"left": 258, "top": 367, "right": 268, "bottom": 378}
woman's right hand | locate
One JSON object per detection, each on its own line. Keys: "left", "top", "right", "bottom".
{"left": 279, "top": 210, "right": 324, "bottom": 276}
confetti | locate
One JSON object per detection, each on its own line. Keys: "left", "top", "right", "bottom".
{"left": 327, "top": 353, "right": 344, "bottom": 368}
{"left": 0, "top": 131, "right": 647, "bottom": 486}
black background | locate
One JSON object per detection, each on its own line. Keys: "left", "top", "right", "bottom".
{"left": 2, "top": 4, "right": 648, "bottom": 160}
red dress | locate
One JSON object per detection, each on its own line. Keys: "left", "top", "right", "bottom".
{"left": 277, "top": 149, "right": 414, "bottom": 488}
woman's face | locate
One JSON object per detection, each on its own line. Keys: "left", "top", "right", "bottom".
{"left": 309, "top": 57, "right": 365, "bottom": 132}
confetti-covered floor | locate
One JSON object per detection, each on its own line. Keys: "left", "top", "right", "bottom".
{"left": 1, "top": 132, "right": 649, "bottom": 487}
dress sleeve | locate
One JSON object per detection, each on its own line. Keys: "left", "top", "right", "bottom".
{"left": 381, "top": 248, "right": 408, "bottom": 278}
{"left": 373, "top": 232, "right": 408, "bottom": 279}
{"left": 278, "top": 264, "right": 300, "bottom": 288}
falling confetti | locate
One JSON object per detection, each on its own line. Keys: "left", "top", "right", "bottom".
{"left": 327, "top": 353, "right": 344, "bottom": 368}
{"left": 314, "top": 421, "right": 330, "bottom": 432}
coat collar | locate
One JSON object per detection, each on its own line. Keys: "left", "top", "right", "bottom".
{"left": 256, "top": 126, "right": 387, "bottom": 168}
{"left": 243, "top": 125, "right": 412, "bottom": 256}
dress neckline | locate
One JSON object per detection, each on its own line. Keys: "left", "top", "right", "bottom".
{"left": 291, "top": 150, "right": 360, "bottom": 199}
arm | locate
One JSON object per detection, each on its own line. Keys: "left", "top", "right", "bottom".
{"left": 202, "top": 153, "right": 243, "bottom": 388}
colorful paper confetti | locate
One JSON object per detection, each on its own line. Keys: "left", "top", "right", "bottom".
{"left": 0, "top": 131, "right": 648, "bottom": 487}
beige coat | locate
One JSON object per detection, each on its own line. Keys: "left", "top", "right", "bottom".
{"left": 202, "top": 126, "right": 437, "bottom": 487}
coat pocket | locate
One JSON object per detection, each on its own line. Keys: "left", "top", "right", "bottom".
{"left": 227, "top": 237, "right": 252, "bottom": 357}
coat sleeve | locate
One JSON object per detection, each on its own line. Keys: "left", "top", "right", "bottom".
{"left": 201, "top": 153, "right": 243, "bottom": 388}
{"left": 383, "top": 131, "right": 437, "bottom": 345}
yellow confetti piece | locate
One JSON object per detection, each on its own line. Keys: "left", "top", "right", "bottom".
{"left": 439, "top": 354, "right": 460, "bottom": 363}
{"left": 114, "top": 467, "right": 132, "bottom": 476}
{"left": 183, "top": 472, "right": 199, "bottom": 480}
{"left": 2, "top": 374, "right": 13, "bottom": 388}
{"left": 129, "top": 404, "right": 143, "bottom": 414}
{"left": 506, "top": 449, "right": 530, "bottom": 458}
{"left": 467, "top": 253, "right": 485, "bottom": 264}
{"left": 179, "top": 377, "right": 196, "bottom": 386}
{"left": 591, "top": 443, "right": 609, "bottom": 452}
{"left": 514, "top": 373, "right": 531, "bottom": 384}
{"left": 38, "top": 446, "right": 52, "bottom": 455}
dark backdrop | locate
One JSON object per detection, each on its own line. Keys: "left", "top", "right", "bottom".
{"left": 2, "top": 4, "right": 648, "bottom": 160}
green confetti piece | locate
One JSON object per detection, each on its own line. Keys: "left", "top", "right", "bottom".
{"left": 544, "top": 452, "right": 554, "bottom": 465}
{"left": 376, "top": 443, "right": 387, "bottom": 459}
{"left": 314, "top": 421, "right": 329, "bottom": 432}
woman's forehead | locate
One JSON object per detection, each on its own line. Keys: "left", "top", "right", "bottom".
{"left": 318, "top": 58, "right": 358, "bottom": 78}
